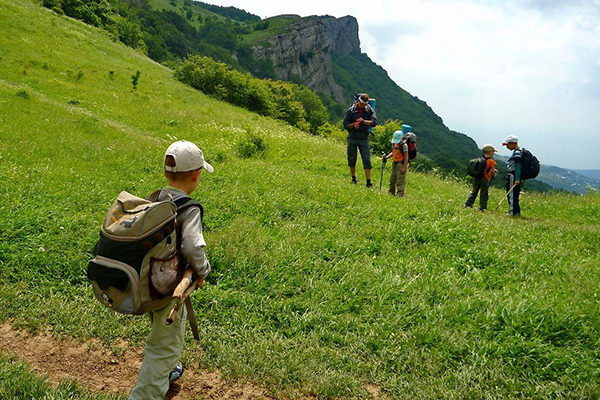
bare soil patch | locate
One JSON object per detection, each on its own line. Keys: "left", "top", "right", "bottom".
{"left": 0, "top": 322, "right": 280, "bottom": 399}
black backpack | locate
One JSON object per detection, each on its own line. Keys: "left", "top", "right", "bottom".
{"left": 520, "top": 148, "right": 540, "bottom": 180}
{"left": 467, "top": 156, "right": 486, "bottom": 177}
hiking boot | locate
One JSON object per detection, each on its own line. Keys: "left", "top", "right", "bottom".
{"left": 351, "top": 177, "right": 357, "bottom": 184}
{"left": 366, "top": 182, "right": 373, "bottom": 188}
{"left": 169, "top": 363, "right": 184, "bottom": 385}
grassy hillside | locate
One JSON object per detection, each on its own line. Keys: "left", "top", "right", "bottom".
{"left": 35, "top": 0, "right": 555, "bottom": 189}
{"left": 1, "top": 1, "right": 600, "bottom": 399}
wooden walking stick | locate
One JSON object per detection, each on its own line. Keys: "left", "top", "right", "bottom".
{"left": 184, "top": 296, "right": 200, "bottom": 341}
{"left": 166, "top": 268, "right": 193, "bottom": 325}
{"left": 495, "top": 183, "right": 517, "bottom": 211}
{"left": 166, "top": 268, "right": 201, "bottom": 340}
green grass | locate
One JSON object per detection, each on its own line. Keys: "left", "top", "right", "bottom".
{"left": 242, "top": 15, "right": 303, "bottom": 44}
{"left": 1, "top": 0, "right": 600, "bottom": 399}
{"left": 148, "top": 0, "right": 228, "bottom": 30}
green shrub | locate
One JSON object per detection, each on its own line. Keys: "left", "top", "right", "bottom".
{"left": 112, "top": 15, "right": 146, "bottom": 52}
{"left": 238, "top": 129, "right": 266, "bottom": 158}
{"left": 175, "top": 55, "right": 328, "bottom": 133}
{"left": 371, "top": 119, "right": 404, "bottom": 156}
{"left": 16, "top": 90, "right": 29, "bottom": 99}
{"left": 317, "top": 122, "right": 346, "bottom": 143}
{"left": 131, "top": 70, "right": 140, "bottom": 90}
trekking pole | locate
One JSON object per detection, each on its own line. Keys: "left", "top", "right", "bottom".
{"left": 495, "top": 183, "right": 517, "bottom": 211}
{"left": 379, "top": 157, "right": 387, "bottom": 192}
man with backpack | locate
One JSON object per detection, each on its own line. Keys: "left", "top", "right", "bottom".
{"left": 464, "top": 144, "right": 498, "bottom": 211}
{"left": 502, "top": 135, "right": 523, "bottom": 216}
{"left": 129, "top": 140, "right": 213, "bottom": 399}
{"left": 382, "top": 127, "right": 417, "bottom": 197}
{"left": 343, "top": 93, "right": 378, "bottom": 187}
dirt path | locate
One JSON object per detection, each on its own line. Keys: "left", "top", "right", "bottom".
{"left": 0, "top": 322, "right": 282, "bottom": 399}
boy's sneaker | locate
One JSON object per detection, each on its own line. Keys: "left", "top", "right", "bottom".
{"left": 366, "top": 182, "right": 373, "bottom": 188}
{"left": 351, "top": 177, "right": 357, "bottom": 184}
{"left": 169, "top": 363, "right": 184, "bottom": 385}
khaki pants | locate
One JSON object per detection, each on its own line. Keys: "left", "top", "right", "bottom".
{"left": 129, "top": 299, "right": 187, "bottom": 400}
{"left": 389, "top": 162, "right": 407, "bottom": 197}
{"left": 464, "top": 176, "right": 489, "bottom": 209}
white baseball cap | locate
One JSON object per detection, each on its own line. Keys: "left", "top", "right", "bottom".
{"left": 164, "top": 140, "right": 214, "bottom": 173}
{"left": 502, "top": 135, "right": 518, "bottom": 146}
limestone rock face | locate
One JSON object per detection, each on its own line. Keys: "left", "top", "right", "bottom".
{"left": 252, "top": 15, "right": 360, "bottom": 104}
{"left": 321, "top": 15, "right": 360, "bottom": 55}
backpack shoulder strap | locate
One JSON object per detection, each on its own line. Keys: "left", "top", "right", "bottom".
{"left": 146, "top": 189, "right": 169, "bottom": 202}
{"left": 174, "top": 196, "right": 203, "bottom": 221}
{"left": 148, "top": 189, "right": 203, "bottom": 220}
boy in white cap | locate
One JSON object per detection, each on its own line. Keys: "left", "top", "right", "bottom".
{"left": 464, "top": 144, "right": 498, "bottom": 211}
{"left": 382, "top": 128, "right": 414, "bottom": 197}
{"left": 502, "top": 135, "right": 522, "bottom": 216}
{"left": 130, "top": 140, "right": 213, "bottom": 400}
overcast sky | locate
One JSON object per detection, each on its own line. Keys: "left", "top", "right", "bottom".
{"left": 205, "top": 0, "right": 600, "bottom": 170}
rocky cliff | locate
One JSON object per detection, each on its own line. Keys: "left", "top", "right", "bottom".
{"left": 252, "top": 15, "right": 360, "bottom": 104}
{"left": 321, "top": 15, "right": 360, "bottom": 55}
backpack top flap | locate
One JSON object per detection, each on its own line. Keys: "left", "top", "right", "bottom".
{"left": 102, "top": 191, "right": 177, "bottom": 241}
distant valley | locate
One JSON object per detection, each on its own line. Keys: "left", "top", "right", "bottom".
{"left": 539, "top": 167, "right": 600, "bottom": 194}
{"left": 573, "top": 169, "right": 600, "bottom": 180}
{"left": 493, "top": 156, "right": 599, "bottom": 194}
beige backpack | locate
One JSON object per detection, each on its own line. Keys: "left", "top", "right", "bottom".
{"left": 87, "top": 190, "right": 201, "bottom": 315}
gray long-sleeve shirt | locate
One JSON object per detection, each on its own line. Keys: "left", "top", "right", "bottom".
{"left": 158, "top": 188, "right": 211, "bottom": 279}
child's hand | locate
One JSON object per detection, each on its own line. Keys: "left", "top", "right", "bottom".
{"left": 195, "top": 277, "right": 205, "bottom": 289}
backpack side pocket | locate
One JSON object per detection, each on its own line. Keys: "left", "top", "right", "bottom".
{"left": 87, "top": 256, "right": 140, "bottom": 314}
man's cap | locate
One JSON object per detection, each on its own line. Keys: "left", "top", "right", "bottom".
{"left": 164, "top": 140, "right": 214, "bottom": 173}
{"left": 482, "top": 144, "right": 498, "bottom": 153}
{"left": 401, "top": 124, "right": 413, "bottom": 134}
{"left": 391, "top": 130, "right": 403, "bottom": 143}
{"left": 502, "top": 135, "right": 518, "bottom": 146}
